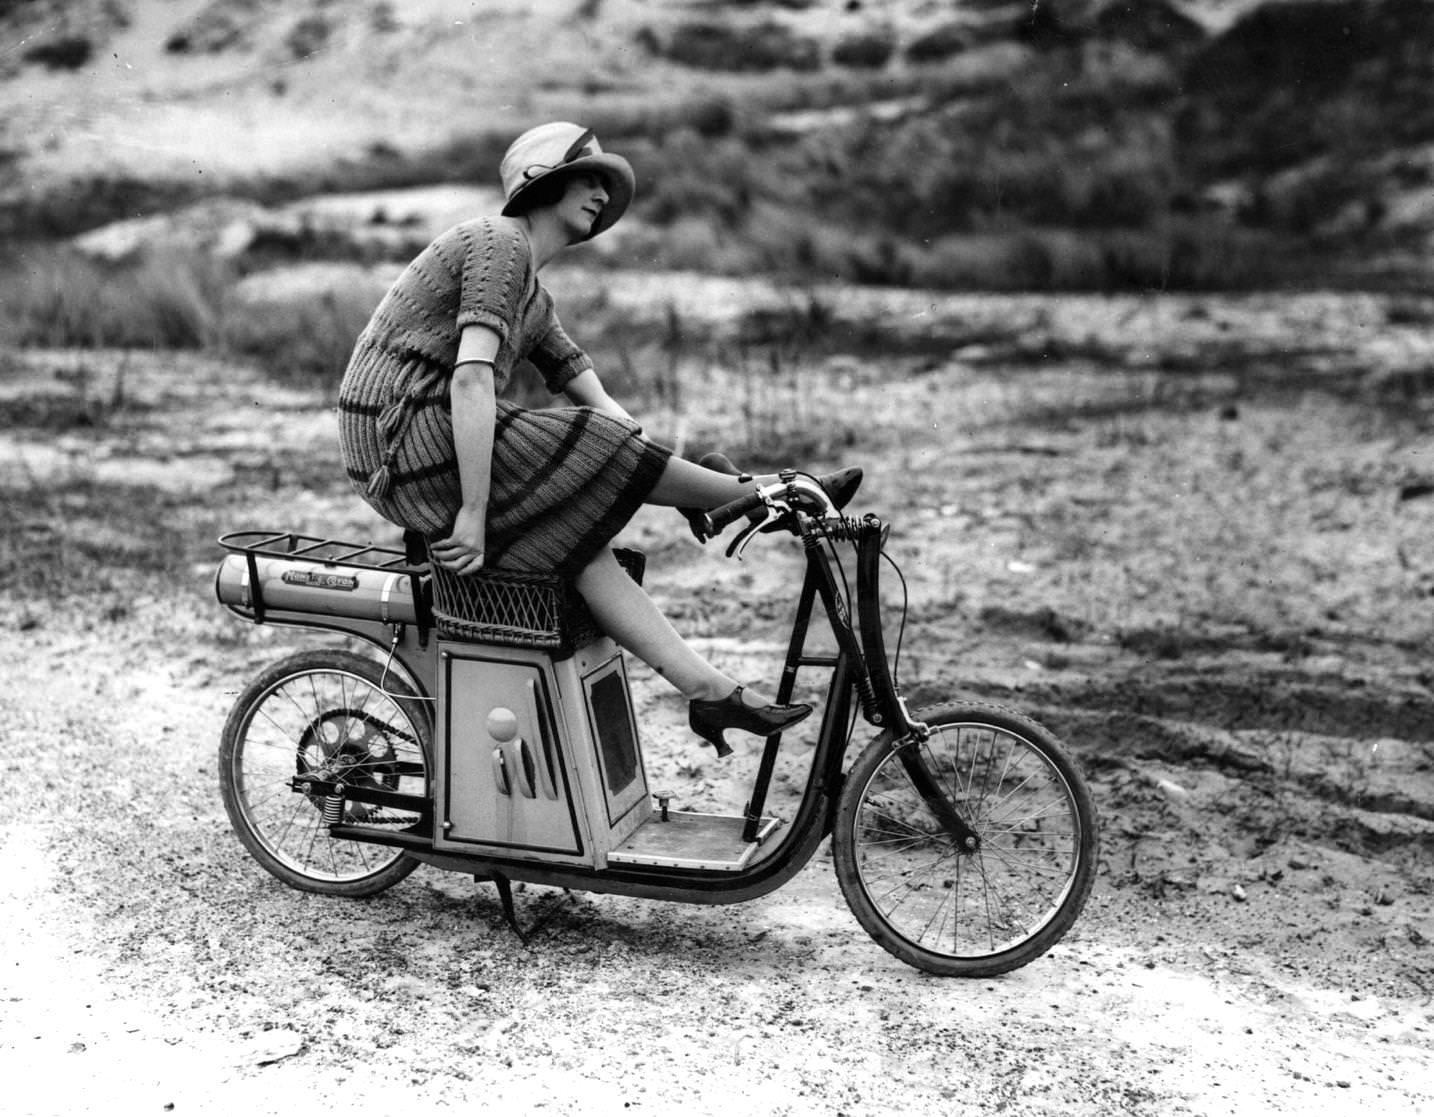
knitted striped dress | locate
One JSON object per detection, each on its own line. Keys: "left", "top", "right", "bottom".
{"left": 337, "top": 215, "right": 671, "bottom": 576}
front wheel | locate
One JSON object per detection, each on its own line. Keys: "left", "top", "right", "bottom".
{"left": 219, "top": 649, "right": 432, "bottom": 897}
{"left": 833, "top": 702, "right": 1098, "bottom": 977}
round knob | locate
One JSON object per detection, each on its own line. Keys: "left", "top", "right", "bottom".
{"left": 486, "top": 707, "right": 519, "bottom": 742}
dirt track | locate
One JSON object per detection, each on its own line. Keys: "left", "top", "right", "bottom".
{"left": 2, "top": 284, "right": 1433, "bottom": 1115}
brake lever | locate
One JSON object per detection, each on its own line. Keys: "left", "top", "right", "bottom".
{"left": 724, "top": 505, "right": 780, "bottom": 560}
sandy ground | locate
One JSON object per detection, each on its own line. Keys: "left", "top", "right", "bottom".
{"left": 2, "top": 276, "right": 1434, "bottom": 1106}
{"left": 2, "top": 283, "right": 1433, "bottom": 1115}
{"left": 3, "top": 2, "right": 1431, "bottom": 1111}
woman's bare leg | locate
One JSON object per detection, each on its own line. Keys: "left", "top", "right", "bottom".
{"left": 574, "top": 456, "right": 798, "bottom": 705}
{"left": 644, "top": 456, "right": 778, "bottom": 509}
{"left": 576, "top": 548, "right": 777, "bottom": 706}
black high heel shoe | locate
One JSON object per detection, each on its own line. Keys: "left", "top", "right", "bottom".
{"left": 819, "top": 466, "right": 863, "bottom": 510}
{"left": 689, "top": 686, "right": 812, "bottom": 758}
{"left": 681, "top": 457, "right": 864, "bottom": 543}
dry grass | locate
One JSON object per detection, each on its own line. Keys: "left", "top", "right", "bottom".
{"left": 5, "top": 267, "right": 1430, "bottom": 662}
{"left": 0, "top": 246, "right": 227, "bottom": 350}
{"left": 0, "top": 246, "right": 378, "bottom": 382}
{"left": 591, "top": 289, "right": 1434, "bottom": 655}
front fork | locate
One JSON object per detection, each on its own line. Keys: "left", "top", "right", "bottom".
{"left": 850, "top": 515, "right": 981, "bottom": 853}
{"left": 892, "top": 735, "right": 982, "bottom": 852}
{"left": 739, "top": 513, "right": 981, "bottom": 852}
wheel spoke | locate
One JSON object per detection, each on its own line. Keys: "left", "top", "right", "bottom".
{"left": 222, "top": 658, "right": 429, "bottom": 891}
{"left": 836, "top": 708, "right": 1097, "bottom": 975}
{"left": 861, "top": 831, "right": 942, "bottom": 856}
{"left": 916, "top": 869, "right": 959, "bottom": 945}
{"left": 871, "top": 853, "right": 946, "bottom": 911}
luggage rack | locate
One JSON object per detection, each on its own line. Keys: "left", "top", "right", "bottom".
{"left": 217, "top": 529, "right": 430, "bottom": 628}
{"left": 218, "top": 529, "right": 422, "bottom": 569}
{"left": 216, "top": 530, "right": 645, "bottom": 655}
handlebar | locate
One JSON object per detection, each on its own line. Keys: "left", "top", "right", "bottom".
{"left": 703, "top": 473, "right": 843, "bottom": 559}
{"left": 703, "top": 490, "right": 767, "bottom": 537}
{"left": 707, "top": 475, "right": 920, "bottom": 737}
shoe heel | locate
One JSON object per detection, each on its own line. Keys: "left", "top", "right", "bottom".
{"left": 699, "top": 729, "right": 733, "bottom": 759}
{"left": 690, "top": 685, "right": 811, "bottom": 759}
{"left": 689, "top": 698, "right": 736, "bottom": 758}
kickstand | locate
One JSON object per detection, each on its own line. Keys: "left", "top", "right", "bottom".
{"left": 482, "top": 874, "right": 575, "bottom": 945}
{"left": 490, "top": 873, "right": 529, "bottom": 944}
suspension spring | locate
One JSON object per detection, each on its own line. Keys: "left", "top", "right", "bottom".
{"left": 852, "top": 670, "right": 884, "bottom": 725}
{"left": 320, "top": 784, "right": 346, "bottom": 826}
{"left": 818, "top": 515, "right": 864, "bottom": 543}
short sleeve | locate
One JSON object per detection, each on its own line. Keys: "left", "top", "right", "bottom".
{"left": 454, "top": 218, "right": 532, "bottom": 344}
{"left": 529, "top": 313, "right": 594, "bottom": 394}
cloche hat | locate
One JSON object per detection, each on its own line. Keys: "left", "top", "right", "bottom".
{"left": 499, "top": 121, "right": 635, "bottom": 239}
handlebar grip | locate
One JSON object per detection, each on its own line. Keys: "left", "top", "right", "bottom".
{"left": 704, "top": 491, "right": 766, "bottom": 535}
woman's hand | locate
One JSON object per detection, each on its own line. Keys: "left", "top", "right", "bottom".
{"left": 563, "top": 369, "right": 635, "bottom": 423}
{"left": 432, "top": 506, "right": 487, "bottom": 575}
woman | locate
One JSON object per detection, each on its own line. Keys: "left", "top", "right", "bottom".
{"left": 338, "top": 122, "right": 859, "bottom": 755}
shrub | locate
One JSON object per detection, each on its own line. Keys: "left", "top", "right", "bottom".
{"left": 285, "top": 13, "right": 333, "bottom": 60}
{"left": 1027, "top": 229, "right": 1109, "bottom": 289}
{"left": 1156, "top": 219, "right": 1283, "bottom": 289}
{"left": 220, "top": 285, "right": 376, "bottom": 382}
{"left": 0, "top": 244, "right": 399, "bottom": 378}
{"left": 129, "top": 248, "right": 228, "bottom": 346}
{"left": 661, "top": 20, "right": 821, "bottom": 72}
{"left": 24, "top": 35, "right": 93, "bottom": 70}
{"left": 0, "top": 245, "right": 226, "bottom": 349}
{"left": 832, "top": 28, "right": 896, "bottom": 69}
{"left": 767, "top": 62, "right": 1181, "bottom": 240}
{"left": 1093, "top": 0, "right": 1205, "bottom": 55}
{"left": 974, "top": 139, "right": 1173, "bottom": 229}
{"left": 1386, "top": 296, "right": 1434, "bottom": 326}
{"left": 651, "top": 216, "right": 748, "bottom": 273}
{"left": 905, "top": 21, "right": 970, "bottom": 64}
{"left": 370, "top": 3, "right": 398, "bottom": 33}
{"left": 165, "top": 0, "right": 264, "bottom": 54}
{"left": 905, "top": 233, "right": 1053, "bottom": 290}
{"left": 698, "top": 211, "right": 1288, "bottom": 293}
{"left": 633, "top": 131, "right": 772, "bottom": 226}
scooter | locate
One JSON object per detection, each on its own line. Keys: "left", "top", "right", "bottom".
{"left": 215, "top": 472, "right": 1098, "bottom": 976}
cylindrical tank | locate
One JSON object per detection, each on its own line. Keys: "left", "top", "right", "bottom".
{"left": 214, "top": 552, "right": 422, "bottom": 624}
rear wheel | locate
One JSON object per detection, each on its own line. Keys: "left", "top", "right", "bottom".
{"left": 833, "top": 702, "right": 1098, "bottom": 976}
{"left": 219, "top": 649, "right": 431, "bottom": 896}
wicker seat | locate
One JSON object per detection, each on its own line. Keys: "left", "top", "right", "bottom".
{"left": 426, "top": 549, "right": 645, "bottom": 654}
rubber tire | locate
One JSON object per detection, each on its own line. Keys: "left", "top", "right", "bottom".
{"left": 219, "top": 649, "right": 431, "bottom": 897}
{"left": 833, "top": 702, "right": 1099, "bottom": 977}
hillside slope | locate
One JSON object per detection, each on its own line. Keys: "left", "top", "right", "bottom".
{"left": 3, "top": 0, "right": 1431, "bottom": 289}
